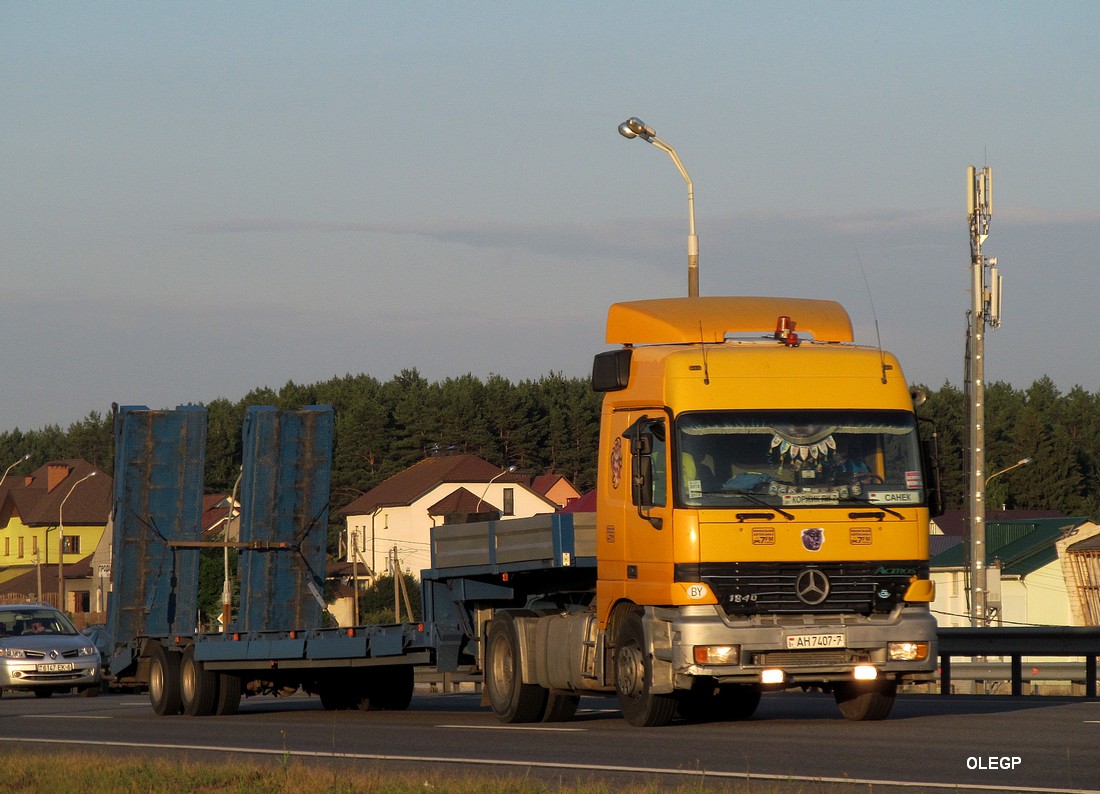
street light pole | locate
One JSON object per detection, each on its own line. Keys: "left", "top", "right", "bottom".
{"left": 58, "top": 471, "right": 96, "bottom": 612}
{"left": 985, "top": 457, "right": 1032, "bottom": 487}
{"left": 475, "top": 465, "right": 517, "bottom": 516}
{"left": 618, "top": 117, "right": 699, "bottom": 297}
{"left": 0, "top": 453, "right": 29, "bottom": 488}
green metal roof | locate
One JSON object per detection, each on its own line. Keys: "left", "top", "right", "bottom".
{"left": 930, "top": 517, "right": 1090, "bottom": 577}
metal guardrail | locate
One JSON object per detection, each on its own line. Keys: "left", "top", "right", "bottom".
{"left": 937, "top": 626, "right": 1100, "bottom": 697}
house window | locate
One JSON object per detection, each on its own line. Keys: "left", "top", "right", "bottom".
{"left": 503, "top": 488, "right": 515, "bottom": 517}
{"left": 3, "top": 537, "right": 8, "bottom": 556}
{"left": 31, "top": 537, "right": 38, "bottom": 556}
{"left": 17, "top": 537, "right": 24, "bottom": 558}
{"left": 62, "top": 536, "right": 80, "bottom": 555}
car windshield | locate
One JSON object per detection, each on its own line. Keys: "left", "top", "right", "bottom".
{"left": 677, "top": 409, "right": 926, "bottom": 509}
{"left": 0, "top": 610, "right": 79, "bottom": 637}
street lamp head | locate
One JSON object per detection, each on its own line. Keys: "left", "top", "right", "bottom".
{"left": 1019, "top": 457, "right": 1033, "bottom": 465}
{"left": 618, "top": 117, "right": 654, "bottom": 141}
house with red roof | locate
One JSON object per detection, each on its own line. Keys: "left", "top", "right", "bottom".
{"left": 0, "top": 459, "right": 112, "bottom": 617}
{"left": 338, "top": 453, "right": 561, "bottom": 578}
{"left": 528, "top": 471, "right": 582, "bottom": 510}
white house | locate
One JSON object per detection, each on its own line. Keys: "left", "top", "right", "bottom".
{"left": 930, "top": 517, "right": 1100, "bottom": 629}
{"left": 339, "top": 454, "right": 559, "bottom": 577}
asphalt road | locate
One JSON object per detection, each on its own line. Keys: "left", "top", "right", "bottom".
{"left": 1, "top": 688, "right": 1097, "bottom": 793}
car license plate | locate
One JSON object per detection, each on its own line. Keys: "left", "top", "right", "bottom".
{"left": 37, "top": 663, "right": 75, "bottom": 672}
{"left": 786, "top": 633, "right": 845, "bottom": 650}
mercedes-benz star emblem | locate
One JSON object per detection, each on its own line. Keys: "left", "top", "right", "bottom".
{"left": 795, "top": 569, "right": 830, "bottom": 606}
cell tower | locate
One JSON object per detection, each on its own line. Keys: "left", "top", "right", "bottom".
{"left": 965, "top": 164, "right": 1002, "bottom": 628}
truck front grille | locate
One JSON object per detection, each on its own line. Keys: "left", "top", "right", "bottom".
{"left": 676, "top": 561, "right": 925, "bottom": 617}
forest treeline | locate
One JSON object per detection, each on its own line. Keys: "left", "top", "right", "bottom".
{"left": 0, "top": 370, "right": 602, "bottom": 508}
{"left": 1, "top": 372, "right": 1098, "bottom": 518}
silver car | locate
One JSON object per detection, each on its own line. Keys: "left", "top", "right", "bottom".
{"left": 0, "top": 605, "right": 102, "bottom": 697}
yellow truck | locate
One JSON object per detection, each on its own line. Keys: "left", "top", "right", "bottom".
{"left": 470, "top": 294, "right": 938, "bottom": 726}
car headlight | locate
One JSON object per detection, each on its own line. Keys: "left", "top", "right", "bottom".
{"left": 79, "top": 646, "right": 98, "bottom": 657}
{"left": 0, "top": 648, "right": 27, "bottom": 658}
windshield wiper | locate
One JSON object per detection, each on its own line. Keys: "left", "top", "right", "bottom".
{"left": 836, "top": 495, "right": 904, "bottom": 520}
{"left": 720, "top": 489, "right": 795, "bottom": 521}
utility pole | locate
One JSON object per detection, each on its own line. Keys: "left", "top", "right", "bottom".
{"left": 966, "top": 165, "right": 1002, "bottom": 628}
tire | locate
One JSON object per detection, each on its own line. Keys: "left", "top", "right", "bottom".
{"left": 613, "top": 605, "right": 677, "bottom": 727}
{"left": 149, "top": 645, "right": 182, "bottom": 716}
{"left": 485, "top": 611, "right": 547, "bottom": 723}
{"left": 79, "top": 684, "right": 101, "bottom": 698}
{"left": 215, "top": 674, "right": 242, "bottom": 716}
{"left": 834, "top": 679, "right": 897, "bottom": 721}
{"left": 33, "top": 689, "right": 53, "bottom": 699}
{"left": 181, "top": 646, "right": 219, "bottom": 717}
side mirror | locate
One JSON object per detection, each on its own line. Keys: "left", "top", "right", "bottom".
{"left": 624, "top": 417, "right": 664, "bottom": 529}
{"left": 921, "top": 429, "right": 945, "bottom": 518}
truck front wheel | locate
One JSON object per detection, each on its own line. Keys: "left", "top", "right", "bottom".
{"left": 485, "top": 611, "right": 547, "bottom": 723}
{"left": 834, "top": 679, "right": 896, "bottom": 721}
{"left": 613, "top": 606, "right": 676, "bottom": 727}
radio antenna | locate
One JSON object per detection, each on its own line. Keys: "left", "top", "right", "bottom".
{"left": 699, "top": 321, "right": 711, "bottom": 385}
{"left": 855, "top": 249, "right": 887, "bottom": 384}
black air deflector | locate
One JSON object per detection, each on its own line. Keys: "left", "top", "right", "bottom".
{"left": 592, "top": 349, "right": 632, "bottom": 392}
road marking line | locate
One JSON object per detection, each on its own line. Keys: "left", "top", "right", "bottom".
{"left": 20, "top": 715, "right": 111, "bottom": 720}
{"left": 0, "top": 737, "right": 1095, "bottom": 794}
{"left": 436, "top": 724, "right": 584, "bottom": 732}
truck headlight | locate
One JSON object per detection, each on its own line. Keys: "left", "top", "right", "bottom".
{"left": 853, "top": 665, "right": 878, "bottom": 680}
{"left": 693, "top": 645, "right": 740, "bottom": 665}
{"left": 888, "top": 641, "right": 930, "bottom": 661}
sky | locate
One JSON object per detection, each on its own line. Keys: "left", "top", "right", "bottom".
{"left": 3, "top": 2, "right": 1099, "bottom": 432}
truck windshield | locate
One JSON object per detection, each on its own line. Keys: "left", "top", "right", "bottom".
{"left": 676, "top": 410, "right": 925, "bottom": 510}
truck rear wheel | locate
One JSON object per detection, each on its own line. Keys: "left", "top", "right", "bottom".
{"left": 181, "top": 646, "right": 219, "bottom": 716}
{"left": 834, "top": 679, "right": 896, "bottom": 721}
{"left": 215, "top": 674, "right": 242, "bottom": 715}
{"left": 485, "top": 611, "right": 547, "bottom": 723}
{"left": 613, "top": 606, "right": 676, "bottom": 727}
{"left": 149, "top": 645, "right": 182, "bottom": 716}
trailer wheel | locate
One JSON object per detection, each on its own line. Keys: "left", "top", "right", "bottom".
{"left": 215, "top": 674, "right": 242, "bottom": 715}
{"left": 834, "top": 679, "right": 896, "bottom": 721}
{"left": 181, "top": 646, "right": 219, "bottom": 717}
{"left": 149, "top": 645, "right": 182, "bottom": 716}
{"left": 485, "top": 611, "right": 547, "bottom": 723}
{"left": 613, "top": 605, "right": 676, "bottom": 727}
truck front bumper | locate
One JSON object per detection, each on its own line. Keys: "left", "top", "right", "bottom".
{"left": 665, "top": 605, "right": 937, "bottom": 687}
